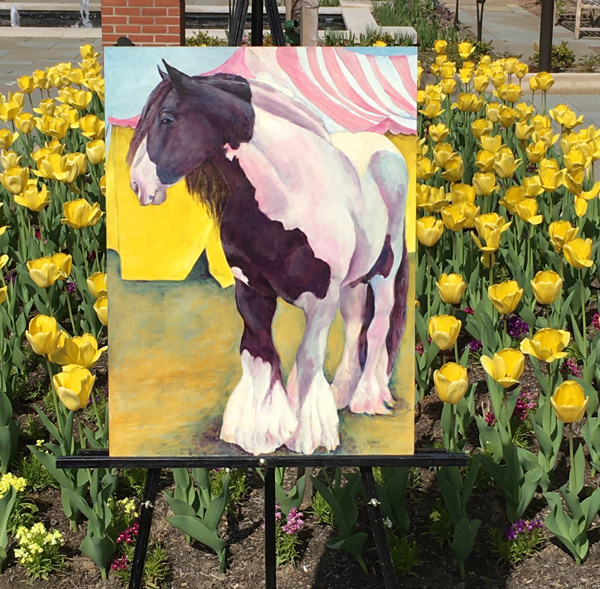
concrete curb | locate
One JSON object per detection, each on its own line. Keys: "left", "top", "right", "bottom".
{"left": 521, "top": 72, "right": 600, "bottom": 95}
{"left": 0, "top": 26, "right": 100, "bottom": 38}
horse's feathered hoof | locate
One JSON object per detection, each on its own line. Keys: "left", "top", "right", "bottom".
{"left": 349, "top": 377, "right": 393, "bottom": 415}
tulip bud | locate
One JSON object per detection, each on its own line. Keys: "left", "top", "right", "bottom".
{"left": 488, "top": 280, "right": 523, "bottom": 314}
{"left": 563, "top": 238, "right": 594, "bottom": 270}
{"left": 53, "top": 366, "right": 96, "bottom": 411}
{"left": 25, "top": 315, "right": 62, "bottom": 356}
{"left": 551, "top": 381, "right": 588, "bottom": 423}
{"left": 436, "top": 273, "right": 467, "bottom": 305}
{"left": 530, "top": 270, "right": 562, "bottom": 305}
{"left": 428, "top": 315, "right": 462, "bottom": 351}
{"left": 416, "top": 216, "right": 444, "bottom": 247}
{"left": 433, "top": 362, "right": 469, "bottom": 404}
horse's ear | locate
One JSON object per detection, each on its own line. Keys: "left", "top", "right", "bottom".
{"left": 163, "top": 60, "right": 195, "bottom": 94}
{"left": 158, "top": 66, "right": 169, "bottom": 81}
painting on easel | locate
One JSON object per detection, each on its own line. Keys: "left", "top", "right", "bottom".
{"left": 105, "top": 47, "right": 417, "bottom": 457}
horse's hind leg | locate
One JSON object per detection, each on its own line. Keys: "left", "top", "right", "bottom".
{"left": 331, "top": 282, "right": 368, "bottom": 409}
{"left": 220, "top": 281, "right": 297, "bottom": 454}
{"left": 285, "top": 287, "right": 340, "bottom": 455}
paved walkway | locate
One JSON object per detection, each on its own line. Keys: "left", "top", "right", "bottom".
{"left": 0, "top": 0, "right": 599, "bottom": 126}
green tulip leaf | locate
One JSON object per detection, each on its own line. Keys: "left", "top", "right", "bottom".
{"left": 326, "top": 532, "right": 368, "bottom": 573}
{"left": 80, "top": 533, "right": 116, "bottom": 573}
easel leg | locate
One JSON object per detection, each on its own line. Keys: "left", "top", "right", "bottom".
{"left": 129, "top": 468, "right": 161, "bottom": 589}
{"left": 264, "top": 467, "right": 277, "bottom": 589}
{"left": 360, "top": 467, "right": 399, "bottom": 589}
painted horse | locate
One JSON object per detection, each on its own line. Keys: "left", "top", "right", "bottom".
{"left": 128, "top": 62, "right": 409, "bottom": 455}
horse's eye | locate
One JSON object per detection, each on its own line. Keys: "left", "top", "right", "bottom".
{"left": 159, "top": 115, "right": 174, "bottom": 125}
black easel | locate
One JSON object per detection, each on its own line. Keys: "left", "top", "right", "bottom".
{"left": 57, "top": 450, "right": 467, "bottom": 589}
{"left": 229, "top": 0, "right": 285, "bottom": 46}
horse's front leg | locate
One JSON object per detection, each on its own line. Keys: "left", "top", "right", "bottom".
{"left": 285, "top": 287, "right": 340, "bottom": 455}
{"left": 220, "top": 281, "right": 297, "bottom": 454}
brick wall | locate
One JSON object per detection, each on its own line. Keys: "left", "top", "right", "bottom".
{"left": 101, "top": 0, "right": 185, "bottom": 47}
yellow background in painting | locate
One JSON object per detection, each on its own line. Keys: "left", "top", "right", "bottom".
{"left": 107, "top": 126, "right": 416, "bottom": 457}
{"left": 106, "top": 125, "right": 234, "bottom": 286}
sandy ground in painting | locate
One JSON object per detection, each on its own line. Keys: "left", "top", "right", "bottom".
{"left": 108, "top": 249, "right": 415, "bottom": 457}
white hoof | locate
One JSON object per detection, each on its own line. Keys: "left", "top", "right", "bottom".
{"left": 220, "top": 352, "right": 298, "bottom": 454}
{"left": 285, "top": 374, "right": 340, "bottom": 454}
{"left": 349, "top": 376, "right": 393, "bottom": 415}
{"left": 331, "top": 367, "right": 361, "bottom": 410}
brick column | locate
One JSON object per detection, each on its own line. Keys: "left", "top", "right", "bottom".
{"left": 101, "top": 0, "right": 185, "bottom": 47}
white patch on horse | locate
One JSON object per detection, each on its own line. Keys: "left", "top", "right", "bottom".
{"left": 285, "top": 290, "right": 340, "bottom": 454}
{"left": 130, "top": 137, "right": 168, "bottom": 206}
{"left": 230, "top": 266, "right": 249, "bottom": 285}
{"left": 220, "top": 350, "right": 297, "bottom": 454}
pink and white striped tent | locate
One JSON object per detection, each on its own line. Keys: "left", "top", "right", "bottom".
{"left": 109, "top": 47, "right": 417, "bottom": 136}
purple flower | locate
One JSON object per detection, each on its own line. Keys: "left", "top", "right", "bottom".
{"left": 561, "top": 358, "right": 582, "bottom": 379}
{"left": 513, "top": 388, "right": 538, "bottom": 422}
{"left": 87, "top": 251, "right": 97, "bottom": 262}
{"left": 66, "top": 281, "right": 77, "bottom": 294}
{"left": 415, "top": 342, "right": 424, "bottom": 355}
{"left": 507, "top": 316, "right": 529, "bottom": 339}
{"left": 503, "top": 517, "right": 544, "bottom": 541}
{"left": 463, "top": 307, "right": 475, "bottom": 315}
{"left": 282, "top": 507, "right": 304, "bottom": 535}
{"left": 468, "top": 339, "right": 482, "bottom": 352}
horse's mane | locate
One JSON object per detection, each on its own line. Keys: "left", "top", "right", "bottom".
{"left": 185, "top": 159, "right": 230, "bottom": 224}
{"left": 126, "top": 79, "right": 172, "bottom": 166}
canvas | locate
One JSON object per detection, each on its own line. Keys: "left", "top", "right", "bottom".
{"left": 105, "top": 46, "right": 417, "bottom": 457}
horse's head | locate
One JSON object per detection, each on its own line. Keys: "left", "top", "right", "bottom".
{"left": 128, "top": 62, "right": 254, "bottom": 206}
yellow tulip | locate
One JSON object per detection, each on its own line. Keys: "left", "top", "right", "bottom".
{"left": 494, "top": 152, "right": 521, "bottom": 180}
{"left": 531, "top": 270, "right": 562, "bottom": 305}
{"left": 457, "top": 42, "right": 475, "bottom": 59}
{"left": 416, "top": 156, "right": 436, "bottom": 181}
{"left": 563, "top": 237, "right": 594, "bottom": 269}
{"left": 80, "top": 44, "right": 100, "bottom": 59}
{"left": 419, "top": 100, "right": 445, "bottom": 119}
{"left": 548, "top": 221, "right": 579, "bottom": 254}
{"left": 498, "top": 105, "right": 516, "bottom": 128}
{"left": 539, "top": 167, "right": 564, "bottom": 193}
{"left": 515, "top": 198, "right": 543, "bottom": 225}
{"left": 490, "top": 70, "right": 507, "bottom": 89}
{"left": 428, "top": 123, "right": 449, "bottom": 143}
{"left": 515, "top": 121, "right": 535, "bottom": 142}
{"left": 450, "top": 183, "right": 476, "bottom": 204}
{"left": 50, "top": 253, "right": 73, "bottom": 279}
{"left": 473, "top": 74, "right": 490, "bottom": 94}
{"left": 461, "top": 202, "right": 480, "bottom": 229}
{"left": 13, "top": 180, "right": 50, "bottom": 212}
{"left": 0, "top": 129, "right": 18, "bottom": 150}
{"left": 34, "top": 153, "right": 79, "bottom": 184}
{"left": 26, "top": 257, "right": 62, "bottom": 288}
{"left": 54, "top": 333, "right": 107, "bottom": 369}
{"left": 87, "top": 272, "right": 107, "bottom": 299}
{"left": 0, "top": 255, "right": 8, "bottom": 271}
{"left": 480, "top": 348, "right": 525, "bottom": 388}
{"left": 515, "top": 102, "right": 535, "bottom": 121}
{"left": 0, "top": 286, "right": 7, "bottom": 305}
{"left": 499, "top": 186, "right": 524, "bottom": 214}
{"left": 458, "top": 66, "right": 473, "bottom": 84}
{"left": 488, "top": 280, "right": 523, "bottom": 314}
{"left": 440, "top": 62, "right": 456, "bottom": 80}
{"left": 514, "top": 62, "right": 529, "bottom": 79}
{"left": 433, "top": 143, "right": 455, "bottom": 168}
{"left": 473, "top": 172, "right": 498, "bottom": 196}
{"left": 86, "top": 139, "right": 105, "bottom": 165}
{"left": 61, "top": 199, "right": 104, "bottom": 229}
{"left": 485, "top": 102, "right": 500, "bottom": 124}
{"left": 520, "top": 328, "right": 570, "bottom": 363}
{"left": 479, "top": 135, "right": 503, "bottom": 154}
{"left": 33, "top": 98, "right": 56, "bottom": 117}
{"left": 100, "top": 175, "right": 106, "bottom": 197}
{"left": 416, "top": 216, "right": 444, "bottom": 247}
{"left": 57, "top": 88, "right": 92, "bottom": 110}
{"left": 94, "top": 295, "right": 108, "bottom": 326}
{"left": 495, "top": 83, "right": 522, "bottom": 103}
{"left": 440, "top": 77, "right": 457, "bottom": 96}
{"left": 53, "top": 366, "right": 96, "bottom": 411}
{"left": 428, "top": 315, "right": 462, "bottom": 351}
{"left": 78, "top": 114, "right": 105, "bottom": 140}
{"left": 433, "top": 40, "right": 448, "bottom": 54}
{"left": 551, "top": 381, "right": 589, "bottom": 423}
{"left": 472, "top": 213, "right": 511, "bottom": 254}
{"left": 35, "top": 115, "right": 70, "bottom": 141}
{"left": 442, "top": 203, "right": 469, "bottom": 232}
{"left": 441, "top": 154, "right": 464, "bottom": 183}
{"left": 549, "top": 104, "right": 584, "bottom": 130}
{"left": 475, "top": 150, "right": 496, "bottom": 173}
{"left": 433, "top": 362, "right": 469, "bottom": 404}
{"left": 522, "top": 175, "right": 544, "bottom": 198}
{"left": 14, "top": 112, "right": 35, "bottom": 135}
{"left": 525, "top": 140, "right": 548, "bottom": 164}
{"left": 0, "top": 166, "right": 29, "bottom": 195}
{"left": 25, "top": 315, "right": 62, "bottom": 356}
{"left": 17, "top": 75, "right": 35, "bottom": 94}
{"left": 533, "top": 72, "right": 554, "bottom": 91}
{"left": 0, "top": 100, "right": 22, "bottom": 122}
{"left": 418, "top": 185, "right": 450, "bottom": 212}
{"left": 436, "top": 273, "right": 467, "bottom": 304}
{"left": 471, "top": 119, "right": 493, "bottom": 139}
{"left": 1, "top": 150, "right": 22, "bottom": 170}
